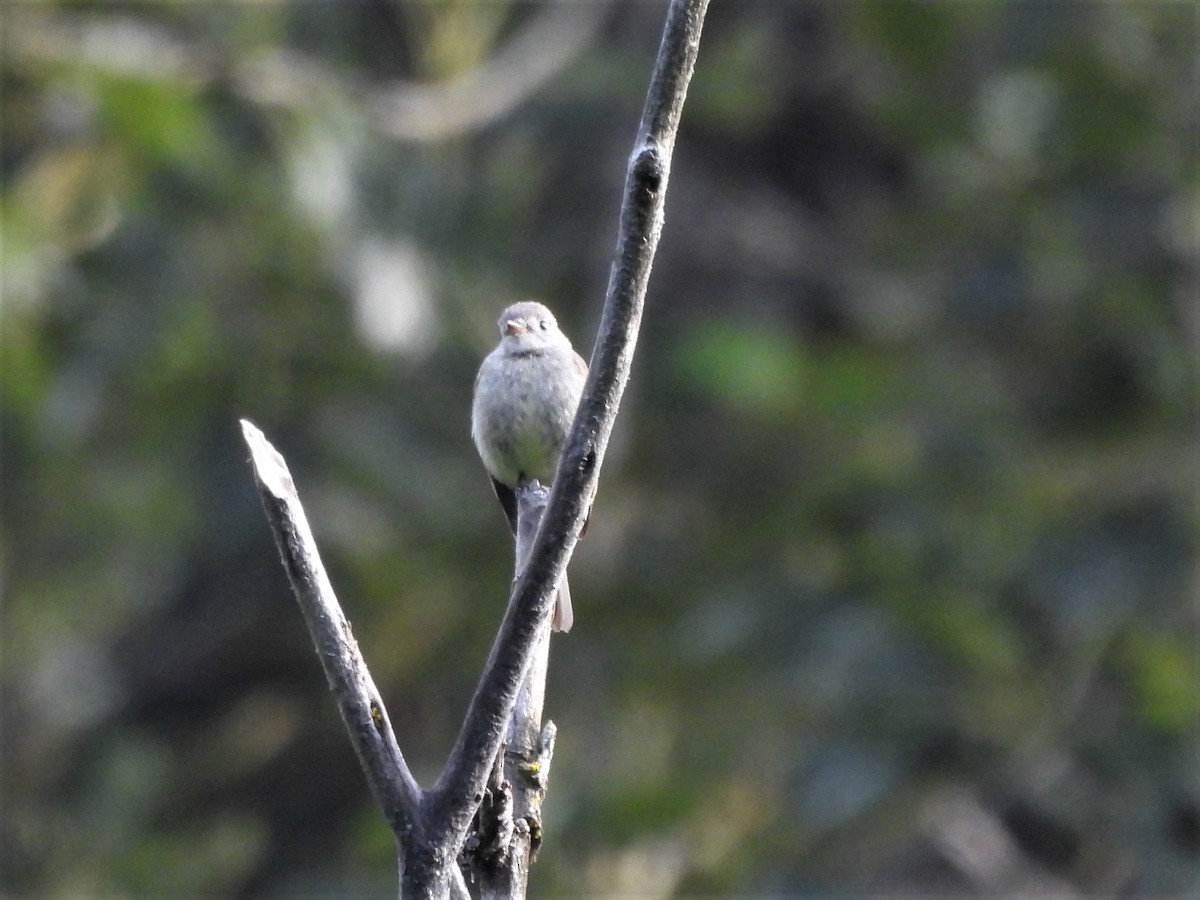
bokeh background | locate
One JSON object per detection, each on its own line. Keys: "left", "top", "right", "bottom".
{"left": 2, "top": 1, "right": 1197, "bottom": 896}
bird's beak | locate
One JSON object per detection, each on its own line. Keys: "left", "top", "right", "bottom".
{"left": 504, "top": 320, "right": 527, "bottom": 336}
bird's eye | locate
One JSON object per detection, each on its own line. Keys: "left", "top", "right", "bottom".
{"left": 539, "top": 320, "right": 549, "bottom": 331}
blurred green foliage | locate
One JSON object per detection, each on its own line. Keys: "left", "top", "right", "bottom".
{"left": 2, "top": 1, "right": 1196, "bottom": 897}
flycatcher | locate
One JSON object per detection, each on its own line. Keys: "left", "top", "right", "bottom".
{"left": 471, "top": 301, "right": 588, "bottom": 632}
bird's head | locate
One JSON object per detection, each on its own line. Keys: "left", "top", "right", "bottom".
{"left": 496, "top": 301, "right": 570, "bottom": 353}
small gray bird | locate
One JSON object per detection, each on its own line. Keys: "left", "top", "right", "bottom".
{"left": 472, "top": 301, "right": 588, "bottom": 632}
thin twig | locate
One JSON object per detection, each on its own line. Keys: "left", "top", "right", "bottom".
{"left": 427, "top": 0, "right": 711, "bottom": 855}
{"left": 239, "top": 420, "right": 422, "bottom": 834}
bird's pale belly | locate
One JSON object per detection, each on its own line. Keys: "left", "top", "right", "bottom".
{"left": 480, "top": 396, "right": 568, "bottom": 486}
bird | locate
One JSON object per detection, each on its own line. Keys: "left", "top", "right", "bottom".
{"left": 471, "top": 301, "right": 588, "bottom": 632}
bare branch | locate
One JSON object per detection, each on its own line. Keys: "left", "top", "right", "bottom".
{"left": 465, "top": 484, "right": 557, "bottom": 897}
{"left": 239, "top": 1, "right": 710, "bottom": 893}
{"left": 507, "top": 484, "right": 554, "bottom": 759}
{"left": 239, "top": 421, "right": 423, "bottom": 838}
{"left": 427, "top": 0, "right": 711, "bottom": 855}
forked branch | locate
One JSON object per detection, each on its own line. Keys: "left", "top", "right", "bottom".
{"left": 242, "top": 0, "right": 709, "bottom": 894}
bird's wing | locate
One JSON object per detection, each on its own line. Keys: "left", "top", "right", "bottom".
{"left": 491, "top": 477, "right": 518, "bottom": 535}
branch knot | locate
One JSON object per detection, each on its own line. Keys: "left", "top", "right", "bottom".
{"left": 631, "top": 143, "right": 666, "bottom": 197}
